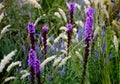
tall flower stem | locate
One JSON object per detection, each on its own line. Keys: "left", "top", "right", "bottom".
{"left": 28, "top": 49, "right": 36, "bottom": 84}
{"left": 66, "top": 2, "right": 75, "bottom": 79}
{"left": 69, "top": 2, "right": 75, "bottom": 24}
{"left": 28, "top": 22, "right": 41, "bottom": 84}
{"left": 28, "top": 22, "right": 35, "bottom": 50}
{"left": 67, "top": 29, "right": 72, "bottom": 55}
{"left": 42, "top": 26, "right": 48, "bottom": 59}
{"left": 35, "top": 60, "right": 41, "bottom": 84}
{"left": 70, "top": 9, "right": 73, "bottom": 24}
{"left": 43, "top": 32, "right": 47, "bottom": 56}
{"left": 30, "top": 33, "right": 35, "bottom": 50}
{"left": 81, "top": 38, "right": 90, "bottom": 84}
{"left": 42, "top": 26, "right": 48, "bottom": 82}
{"left": 66, "top": 24, "right": 72, "bottom": 80}
{"left": 66, "top": 24, "right": 73, "bottom": 55}
{"left": 81, "top": 7, "right": 94, "bottom": 84}
{"left": 30, "top": 67, "right": 35, "bottom": 84}
{"left": 28, "top": 22, "right": 36, "bottom": 84}
{"left": 36, "top": 72, "right": 41, "bottom": 84}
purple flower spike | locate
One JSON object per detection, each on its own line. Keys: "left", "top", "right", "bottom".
{"left": 66, "top": 23, "right": 73, "bottom": 31}
{"left": 28, "top": 22, "right": 35, "bottom": 33}
{"left": 82, "top": 7, "right": 95, "bottom": 84}
{"left": 69, "top": 2, "right": 75, "bottom": 12}
{"left": 28, "top": 48, "right": 37, "bottom": 67}
{"left": 85, "top": 7, "right": 94, "bottom": 41}
{"left": 34, "top": 60, "right": 41, "bottom": 74}
{"left": 28, "top": 49, "right": 41, "bottom": 73}
{"left": 85, "top": 7, "right": 94, "bottom": 17}
{"left": 85, "top": 16, "right": 94, "bottom": 41}
{"left": 42, "top": 26, "right": 48, "bottom": 32}
{"left": 69, "top": 2, "right": 75, "bottom": 24}
{"left": 42, "top": 26, "right": 49, "bottom": 57}
{"left": 66, "top": 23, "right": 73, "bottom": 54}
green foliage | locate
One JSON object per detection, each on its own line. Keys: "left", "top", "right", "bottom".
{"left": 0, "top": 0, "right": 120, "bottom": 84}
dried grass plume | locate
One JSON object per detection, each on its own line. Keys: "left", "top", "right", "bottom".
{"left": 0, "top": 50, "right": 17, "bottom": 72}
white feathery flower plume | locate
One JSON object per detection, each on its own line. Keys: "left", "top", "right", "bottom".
{"left": 34, "top": 17, "right": 41, "bottom": 26}
{"left": 113, "top": 35, "right": 119, "bottom": 52}
{"left": 72, "top": 28, "right": 78, "bottom": 43}
{"left": 47, "top": 37, "right": 53, "bottom": 49}
{"left": 0, "top": 25, "right": 11, "bottom": 40}
{"left": 84, "top": 0, "right": 90, "bottom": 6}
{"left": 75, "top": 20, "right": 84, "bottom": 27}
{"left": 72, "top": 38, "right": 76, "bottom": 43}
{"left": 53, "top": 55, "right": 63, "bottom": 67}
{"left": 75, "top": 3, "right": 81, "bottom": 11}
{"left": 75, "top": 51, "right": 83, "bottom": 61}
{"left": 54, "top": 35, "right": 61, "bottom": 43}
{"left": 54, "top": 12, "right": 61, "bottom": 18}
{"left": 6, "top": 61, "right": 21, "bottom": 72}
{"left": 84, "top": 6, "right": 87, "bottom": 13}
{"left": 93, "top": 26, "right": 100, "bottom": 39}
{"left": 40, "top": 55, "right": 56, "bottom": 69}
{"left": 54, "top": 33, "right": 67, "bottom": 43}
{"left": 103, "top": 5, "right": 109, "bottom": 18}
{"left": 99, "top": 0, "right": 104, "bottom": 8}
{"left": 73, "top": 28, "right": 77, "bottom": 33}
{"left": 0, "top": 12, "right": 4, "bottom": 23}
{"left": 64, "top": 42, "right": 67, "bottom": 50}
{"left": 0, "top": 50, "right": 17, "bottom": 72}
{"left": 0, "top": 3, "right": 4, "bottom": 10}
{"left": 60, "top": 33, "right": 67, "bottom": 40}
{"left": 21, "top": 73, "right": 30, "bottom": 79}
{"left": 60, "top": 50, "right": 67, "bottom": 54}
{"left": 34, "top": 14, "right": 46, "bottom": 26}
{"left": 75, "top": 34, "right": 79, "bottom": 43}
{"left": 61, "top": 40, "right": 66, "bottom": 48}
{"left": 43, "top": 14, "right": 46, "bottom": 16}
{"left": 73, "top": 37, "right": 79, "bottom": 43}
{"left": 66, "top": 2, "right": 69, "bottom": 8}
{"left": 4, "top": 76, "right": 16, "bottom": 82}
{"left": 58, "top": 8, "right": 67, "bottom": 23}
{"left": 23, "top": 0, "right": 41, "bottom": 9}
{"left": 20, "top": 70, "right": 28, "bottom": 74}
{"left": 71, "top": 28, "right": 78, "bottom": 43}
{"left": 58, "top": 56, "right": 71, "bottom": 67}
{"left": 93, "top": 0, "right": 100, "bottom": 8}
{"left": 59, "top": 26, "right": 67, "bottom": 31}
{"left": 1, "top": 25, "right": 10, "bottom": 34}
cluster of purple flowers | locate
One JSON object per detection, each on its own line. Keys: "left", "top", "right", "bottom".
{"left": 28, "top": 48, "right": 37, "bottom": 67}
{"left": 28, "top": 49, "right": 41, "bottom": 74}
{"left": 85, "top": 7, "right": 94, "bottom": 41}
{"left": 69, "top": 2, "right": 75, "bottom": 12}
{"left": 66, "top": 23, "right": 73, "bottom": 32}
{"left": 69, "top": 2, "right": 75, "bottom": 24}
{"left": 27, "top": 22, "right": 41, "bottom": 84}
{"left": 27, "top": 22, "right": 35, "bottom": 33}
{"left": 82, "top": 7, "right": 95, "bottom": 84}
{"left": 28, "top": 22, "right": 41, "bottom": 74}
{"left": 66, "top": 2, "right": 75, "bottom": 54}
{"left": 42, "top": 26, "right": 48, "bottom": 32}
